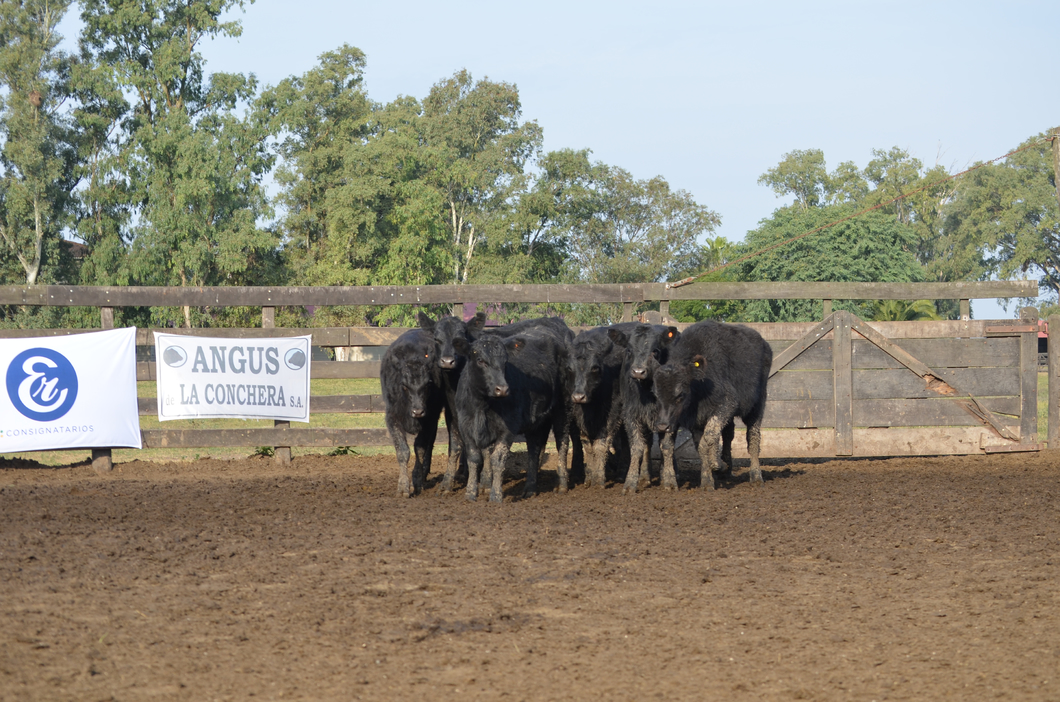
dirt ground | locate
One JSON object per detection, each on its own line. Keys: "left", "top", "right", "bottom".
{"left": 1, "top": 449, "right": 1058, "bottom": 702}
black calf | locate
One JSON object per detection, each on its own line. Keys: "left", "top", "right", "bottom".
{"left": 380, "top": 329, "right": 445, "bottom": 497}
{"left": 452, "top": 333, "right": 569, "bottom": 502}
{"left": 652, "top": 320, "right": 772, "bottom": 490}
{"left": 566, "top": 326, "right": 628, "bottom": 489}
{"left": 608, "top": 324, "right": 680, "bottom": 493}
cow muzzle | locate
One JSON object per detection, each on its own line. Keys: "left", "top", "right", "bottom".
{"left": 491, "top": 385, "right": 510, "bottom": 397}
{"left": 439, "top": 356, "right": 457, "bottom": 369}
{"left": 572, "top": 392, "right": 588, "bottom": 404}
{"left": 630, "top": 367, "right": 648, "bottom": 380}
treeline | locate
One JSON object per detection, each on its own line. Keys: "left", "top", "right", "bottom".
{"left": 0, "top": 1, "right": 1056, "bottom": 328}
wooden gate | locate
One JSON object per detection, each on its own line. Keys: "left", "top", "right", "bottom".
{"left": 728, "top": 309, "right": 1041, "bottom": 458}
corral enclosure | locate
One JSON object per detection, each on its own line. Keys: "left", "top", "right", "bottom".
{"left": 0, "top": 280, "right": 1052, "bottom": 463}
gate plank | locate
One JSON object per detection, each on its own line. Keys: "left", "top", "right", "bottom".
{"left": 1019, "top": 307, "right": 1039, "bottom": 442}
{"left": 852, "top": 338, "right": 1019, "bottom": 369}
{"left": 833, "top": 311, "right": 853, "bottom": 455}
{"left": 853, "top": 397, "right": 1021, "bottom": 427}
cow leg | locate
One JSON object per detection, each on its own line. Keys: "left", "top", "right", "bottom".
{"left": 746, "top": 420, "right": 764, "bottom": 485}
{"left": 490, "top": 443, "right": 511, "bottom": 503}
{"left": 464, "top": 444, "right": 485, "bottom": 502}
{"left": 388, "top": 419, "right": 413, "bottom": 498}
{"left": 412, "top": 420, "right": 437, "bottom": 495}
{"left": 719, "top": 419, "right": 735, "bottom": 477}
{"left": 660, "top": 430, "right": 678, "bottom": 490}
{"left": 697, "top": 415, "right": 725, "bottom": 491}
{"left": 589, "top": 437, "right": 609, "bottom": 488}
{"left": 576, "top": 434, "right": 593, "bottom": 489}
{"left": 440, "top": 407, "right": 463, "bottom": 493}
{"left": 550, "top": 420, "right": 570, "bottom": 496}
{"left": 624, "top": 425, "right": 649, "bottom": 494}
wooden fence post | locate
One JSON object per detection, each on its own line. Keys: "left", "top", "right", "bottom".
{"left": 959, "top": 299, "right": 970, "bottom": 320}
{"left": 833, "top": 310, "right": 853, "bottom": 456}
{"left": 262, "top": 306, "right": 292, "bottom": 465}
{"left": 822, "top": 299, "right": 832, "bottom": 319}
{"left": 1019, "top": 307, "right": 1039, "bottom": 443}
{"left": 1049, "top": 315, "right": 1059, "bottom": 449}
{"left": 622, "top": 302, "right": 633, "bottom": 323}
{"left": 92, "top": 307, "right": 115, "bottom": 473}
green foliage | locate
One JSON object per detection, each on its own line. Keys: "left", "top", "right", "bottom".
{"left": 945, "top": 131, "right": 1060, "bottom": 298}
{"left": 0, "top": 0, "right": 78, "bottom": 287}
{"left": 75, "top": 0, "right": 275, "bottom": 327}
{"left": 870, "top": 299, "right": 941, "bottom": 322}
{"left": 736, "top": 206, "right": 924, "bottom": 322}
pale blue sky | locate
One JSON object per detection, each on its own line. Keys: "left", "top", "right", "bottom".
{"left": 60, "top": 1, "right": 1060, "bottom": 317}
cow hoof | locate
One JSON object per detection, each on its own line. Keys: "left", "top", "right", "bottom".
{"left": 662, "top": 482, "right": 678, "bottom": 491}
{"left": 438, "top": 479, "right": 453, "bottom": 493}
{"left": 749, "top": 473, "right": 764, "bottom": 486}
{"left": 700, "top": 483, "right": 715, "bottom": 492}
{"left": 465, "top": 491, "right": 478, "bottom": 503}
{"left": 622, "top": 485, "right": 638, "bottom": 495}
{"left": 489, "top": 492, "right": 503, "bottom": 503}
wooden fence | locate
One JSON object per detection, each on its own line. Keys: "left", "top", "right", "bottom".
{"left": 0, "top": 281, "right": 1052, "bottom": 471}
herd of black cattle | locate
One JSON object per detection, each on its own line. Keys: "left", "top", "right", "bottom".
{"left": 380, "top": 313, "right": 773, "bottom": 502}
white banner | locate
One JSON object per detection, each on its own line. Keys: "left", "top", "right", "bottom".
{"left": 154, "top": 333, "right": 311, "bottom": 422}
{"left": 0, "top": 328, "right": 141, "bottom": 452}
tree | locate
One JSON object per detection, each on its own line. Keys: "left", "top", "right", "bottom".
{"left": 419, "top": 70, "right": 541, "bottom": 284}
{"left": 259, "top": 44, "right": 374, "bottom": 283}
{"left": 736, "top": 205, "right": 924, "bottom": 322}
{"left": 0, "top": 0, "right": 78, "bottom": 286}
{"left": 757, "top": 148, "right": 829, "bottom": 210}
{"left": 946, "top": 131, "right": 1060, "bottom": 300}
{"left": 76, "top": 0, "right": 275, "bottom": 326}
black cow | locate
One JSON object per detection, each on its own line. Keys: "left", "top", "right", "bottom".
{"left": 565, "top": 325, "right": 630, "bottom": 490}
{"left": 652, "top": 320, "right": 772, "bottom": 490}
{"left": 415, "top": 313, "right": 473, "bottom": 492}
{"left": 608, "top": 324, "right": 681, "bottom": 493}
{"left": 452, "top": 333, "right": 569, "bottom": 502}
{"left": 418, "top": 311, "right": 577, "bottom": 492}
{"left": 379, "top": 329, "right": 446, "bottom": 497}
{"left": 469, "top": 314, "right": 573, "bottom": 344}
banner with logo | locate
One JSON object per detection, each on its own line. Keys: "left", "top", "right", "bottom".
{"left": 154, "top": 333, "right": 311, "bottom": 422}
{"left": 0, "top": 328, "right": 141, "bottom": 452}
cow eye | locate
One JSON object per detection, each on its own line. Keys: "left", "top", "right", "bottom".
{"left": 477, "top": 358, "right": 489, "bottom": 367}
{"left": 651, "top": 349, "right": 660, "bottom": 359}
{"left": 590, "top": 366, "right": 600, "bottom": 375}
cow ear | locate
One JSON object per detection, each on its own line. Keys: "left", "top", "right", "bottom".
{"left": 416, "top": 311, "right": 435, "bottom": 332}
{"left": 466, "top": 312, "right": 487, "bottom": 337}
{"left": 690, "top": 354, "right": 708, "bottom": 376}
{"left": 607, "top": 328, "right": 629, "bottom": 347}
{"left": 452, "top": 337, "right": 470, "bottom": 355}
{"left": 661, "top": 326, "right": 679, "bottom": 345}
{"left": 505, "top": 336, "right": 526, "bottom": 355}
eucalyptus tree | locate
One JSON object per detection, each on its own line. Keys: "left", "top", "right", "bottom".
{"left": 76, "top": 0, "right": 275, "bottom": 326}
{"left": 947, "top": 131, "right": 1060, "bottom": 300}
{"left": 0, "top": 0, "right": 78, "bottom": 286}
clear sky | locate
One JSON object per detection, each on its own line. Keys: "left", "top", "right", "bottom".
{"left": 60, "top": 1, "right": 1060, "bottom": 317}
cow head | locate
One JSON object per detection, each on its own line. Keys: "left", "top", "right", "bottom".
{"left": 653, "top": 353, "right": 707, "bottom": 433}
{"left": 615, "top": 324, "right": 679, "bottom": 381}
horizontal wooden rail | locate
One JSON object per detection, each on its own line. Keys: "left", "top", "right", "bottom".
{"left": 141, "top": 427, "right": 390, "bottom": 449}
{"left": 0, "top": 280, "right": 1037, "bottom": 308}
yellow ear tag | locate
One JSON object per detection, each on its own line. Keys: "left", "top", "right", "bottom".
{"left": 693, "top": 361, "right": 700, "bottom": 367}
